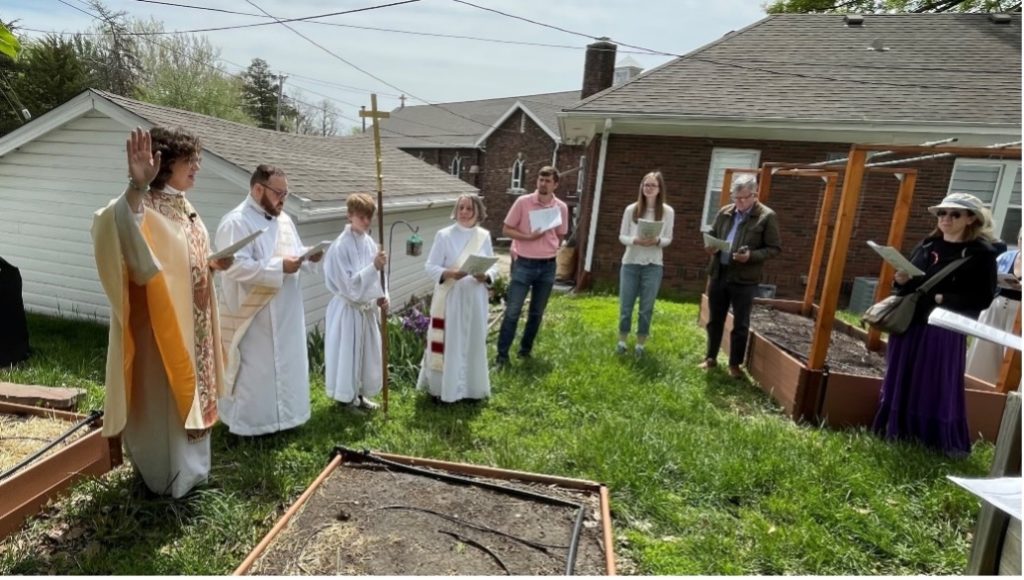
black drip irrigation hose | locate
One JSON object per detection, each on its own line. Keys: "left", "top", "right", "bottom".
{"left": 333, "top": 446, "right": 587, "bottom": 575}
{"left": 0, "top": 410, "right": 104, "bottom": 483}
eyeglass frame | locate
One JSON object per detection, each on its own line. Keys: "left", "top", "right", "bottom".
{"left": 935, "top": 209, "right": 968, "bottom": 219}
{"left": 260, "top": 181, "right": 290, "bottom": 199}
{"left": 730, "top": 189, "right": 758, "bottom": 201}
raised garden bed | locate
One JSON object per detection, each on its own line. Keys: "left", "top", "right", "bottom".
{"left": 0, "top": 402, "right": 121, "bottom": 540}
{"left": 699, "top": 296, "right": 1008, "bottom": 441}
{"left": 236, "top": 448, "right": 615, "bottom": 576}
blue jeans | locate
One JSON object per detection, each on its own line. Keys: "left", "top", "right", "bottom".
{"left": 497, "top": 257, "right": 557, "bottom": 359}
{"left": 618, "top": 263, "right": 663, "bottom": 337}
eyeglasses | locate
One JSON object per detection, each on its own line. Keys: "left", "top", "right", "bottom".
{"left": 731, "top": 192, "right": 757, "bottom": 201}
{"left": 261, "top": 182, "right": 290, "bottom": 199}
{"left": 936, "top": 209, "right": 966, "bottom": 219}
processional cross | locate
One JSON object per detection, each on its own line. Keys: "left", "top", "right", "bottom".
{"left": 360, "top": 94, "right": 391, "bottom": 414}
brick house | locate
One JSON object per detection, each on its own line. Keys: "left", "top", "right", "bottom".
{"left": 379, "top": 41, "right": 633, "bottom": 239}
{"left": 560, "top": 13, "right": 1021, "bottom": 300}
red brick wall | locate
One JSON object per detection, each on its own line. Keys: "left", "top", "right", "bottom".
{"left": 402, "top": 147, "right": 483, "bottom": 190}
{"left": 479, "top": 110, "right": 584, "bottom": 237}
{"left": 574, "top": 134, "right": 955, "bottom": 301}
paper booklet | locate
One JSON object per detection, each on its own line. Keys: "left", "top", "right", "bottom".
{"left": 702, "top": 232, "right": 732, "bottom": 253}
{"left": 947, "top": 476, "right": 1022, "bottom": 521}
{"left": 299, "top": 240, "right": 331, "bottom": 260}
{"left": 459, "top": 254, "right": 499, "bottom": 276}
{"left": 637, "top": 219, "right": 663, "bottom": 241}
{"left": 928, "top": 307, "right": 1023, "bottom": 351}
{"left": 528, "top": 206, "right": 562, "bottom": 233}
{"left": 997, "top": 271, "right": 1022, "bottom": 290}
{"left": 867, "top": 241, "right": 925, "bottom": 277}
{"left": 208, "top": 227, "right": 267, "bottom": 262}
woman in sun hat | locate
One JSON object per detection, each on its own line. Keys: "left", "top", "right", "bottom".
{"left": 872, "top": 192, "right": 999, "bottom": 456}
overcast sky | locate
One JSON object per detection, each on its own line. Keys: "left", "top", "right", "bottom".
{"left": 4, "top": 0, "right": 768, "bottom": 130}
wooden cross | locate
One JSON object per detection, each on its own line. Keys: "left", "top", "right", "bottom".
{"left": 359, "top": 94, "right": 391, "bottom": 414}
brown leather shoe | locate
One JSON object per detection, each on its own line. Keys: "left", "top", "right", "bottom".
{"left": 698, "top": 358, "right": 717, "bottom": 370}
{"left": 727, "top": 365, "right": 744, "bottom": 379}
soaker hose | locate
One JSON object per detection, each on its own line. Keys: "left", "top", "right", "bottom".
{"left": 0, "top": 410, "right": 103, "bottom": 483}
{"left": 332, "top": 446, "right": 587, "bottom": 575}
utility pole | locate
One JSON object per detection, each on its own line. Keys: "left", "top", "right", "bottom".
{"left": 360, "top": 105, "right": 366, "bottom": 133}
{"left": 275, "top": 74, "right": 288, "bottom": 131}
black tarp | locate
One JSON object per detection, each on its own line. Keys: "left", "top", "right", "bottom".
{"left": 0, "top": 257, "right": 31, "bottom": 366}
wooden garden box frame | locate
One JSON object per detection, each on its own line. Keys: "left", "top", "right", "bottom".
{"left": 234, "top": 450, "right": 617, "bottom": 576}
{"left": 0, "top": 401, "right": 122, "bottom": 539}
{"left": 703, "top": 143, "right": 1022, "bottom": 440}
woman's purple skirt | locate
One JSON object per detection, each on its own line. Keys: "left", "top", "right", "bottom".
{"left": 872, "top": 322, "right": 971, "bottom": 455}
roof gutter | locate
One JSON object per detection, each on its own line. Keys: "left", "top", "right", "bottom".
{"left": 584, "top": 118, "right": 613, "bottom": 273}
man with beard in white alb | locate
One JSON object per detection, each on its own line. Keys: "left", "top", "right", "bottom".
{"left": 215, "top": 165, "right": 323, "bottom": 436}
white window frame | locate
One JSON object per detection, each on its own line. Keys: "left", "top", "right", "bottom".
{"left": 701, "top": 148, "right": 761, "bottom": 226}
{"left": 449, "top": 153, "right": 462, "bottom": 176}
{"left": 575, "top": 155, "right": 586, "bottom": 197}
{"left": 509, "top": 156, "right": 526, "bottom": 193}
{"left": 519, "top": 113, "right": 526, "bottom": 134}
{"left": 948, "top": 158, "right": 1022, "bottom": 242}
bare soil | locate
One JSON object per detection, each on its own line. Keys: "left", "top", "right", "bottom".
{"left": 749, "top": 306, "right": 887, "bottom": 377}
{"left": 247, "top": 462, "right": 608, "bottom": 576}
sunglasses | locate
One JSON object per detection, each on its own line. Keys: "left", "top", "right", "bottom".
{"left": 936, "top": 209, "right": 967, "bottom": 219}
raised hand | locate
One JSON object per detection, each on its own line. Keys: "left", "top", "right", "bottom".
{"left": 126, "top": 127, "right": 161, "bottom": 191}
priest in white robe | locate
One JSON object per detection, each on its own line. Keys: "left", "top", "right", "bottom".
{"left": 92, "top": 127, "right": 229, "bottom": 498}
{"left": 324, "top": 193, "right": 388, "bottom": 408}
{"left": 417, "top": 194, "right": 498, "bottom": 403}
{"left": 215, "top": 165, "right": 323, "bottom": 436}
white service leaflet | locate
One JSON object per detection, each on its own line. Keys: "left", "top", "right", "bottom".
{"left": 459, "top": 254, "right": 499, "bottom": 276}
{"left": 528, "top": 206, "right": 562, "bottom": 233}
{"left": 637, "top": 219, "right": 663, "bottom": 241}
{"left": 702, "top": 232, "right": 731, "bottom": 253}
{"left": 928, "top": 307, "right": 1024, "bottom": 351}
{"left": 947, "top": 476, "right": 1022, "bottom": 521}
{"left": 300, "top": 240, "right": 331, "bottom": 260}
{"left": 867, "top": 240, "right": 925, "bottom": 277}
{"left": 208, "top": 227, "right": 267, "bottom": 262}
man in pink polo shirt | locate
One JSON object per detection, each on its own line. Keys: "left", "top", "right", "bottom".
{"left": 495, "top": 166, "right": 569, "bottom": 367}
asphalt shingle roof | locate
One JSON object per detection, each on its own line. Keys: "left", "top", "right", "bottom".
{"left": 379, "top": 91, "right": 581, "bottom": 148}
{"left": 568, "top": 13, "right": 1021, "bottom": 126}
{"left": 97, "top": 90, "right": 478, "bottom": 205}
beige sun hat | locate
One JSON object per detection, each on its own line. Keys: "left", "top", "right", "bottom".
{"left": 928, "top": 192, "right": 985, "bottom": 216}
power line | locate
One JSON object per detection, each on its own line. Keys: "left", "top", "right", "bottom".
{"left": 129, "top": 0, "right": 638, "bottom": 54}
{"left": 242, "top": 0, "right": 506, "bottom": 133}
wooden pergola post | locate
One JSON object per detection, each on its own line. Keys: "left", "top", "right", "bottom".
{"left": 719, "top": 169, "right": 735, "bottom": 208}
{"left": 998, "top": 307, "right": 1022, "bottom": 393}
{"left": 808, "top": 146, "right": 868, "bottom": 370}
{"left": 802, "top": 174, "right": 838, "bottom": 317}
{"left": 758, "top": 165, "right": 775, "bottom": 203}
{"left": 866, "top": 170, "right": 918, "bottom": 351}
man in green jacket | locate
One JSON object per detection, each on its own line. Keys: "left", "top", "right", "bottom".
{"left": 700, "top": 174, "right": 782, "bottom": 378}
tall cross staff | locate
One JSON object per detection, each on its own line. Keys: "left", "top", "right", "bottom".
{"left": 360, "top": 94, "right": 391, "bottom": 414}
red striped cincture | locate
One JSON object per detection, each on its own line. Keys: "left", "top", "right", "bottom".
{"left": 427, "top": 317, "right": 445, "bottom": 367}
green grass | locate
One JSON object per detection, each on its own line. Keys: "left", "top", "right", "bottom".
{"left": 0, "top": 300, "right": 992, "bottom": 575}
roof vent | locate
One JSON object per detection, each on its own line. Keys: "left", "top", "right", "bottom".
{"left": 867, "top": 38, "right": 890, "bottom": 52}
{"left": 844, "top": 14, "right": 864, "bottom": 26}
{"left": 989, "top": 13, "right": 1012, "bottom": 24}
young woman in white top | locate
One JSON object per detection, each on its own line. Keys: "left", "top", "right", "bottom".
{"left": 616, "top": 171, "right": 675, "bottom": 356}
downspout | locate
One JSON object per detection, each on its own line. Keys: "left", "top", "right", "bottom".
{"left": 551, "top": 140, "right": 560, "bottom": 168}
{"left": 584, "top": 118, "right": 613, "bottom": 273}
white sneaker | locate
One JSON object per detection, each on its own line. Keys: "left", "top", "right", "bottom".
{"left": 635, "top": 345, "right": 645, "bottom": 358}
{"left": 615, "top": 341, "right": 627, "bottom": 355}
{"left": 358, "top": 396, "right": 380, "bottom": 410}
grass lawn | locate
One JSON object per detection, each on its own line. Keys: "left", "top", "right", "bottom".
{"left": 0, "top": 296, "right": 993, "bottom": 575}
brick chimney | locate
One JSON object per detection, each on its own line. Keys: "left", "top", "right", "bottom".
{"left": 580, "top": 37, "right": 617, "bottom": 100}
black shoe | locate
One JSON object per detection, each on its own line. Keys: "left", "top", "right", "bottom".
{"left": 517, "top": 351, "right": 531, "bottom": 359}
{"left": 494, "top": 355, "right": 510, "bottom": 369}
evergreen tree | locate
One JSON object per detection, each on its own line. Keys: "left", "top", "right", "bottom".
{"left": 242, "top": 58, "right": 280, "bottom": 129}
{"left": 1, "top": 34, "right": 93, "bottom": 135}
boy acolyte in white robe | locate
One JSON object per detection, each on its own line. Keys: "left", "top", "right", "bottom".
{"left": 324, "top": 224, "right": 386, "bottom": 404}
{"left": 215, "top": 195, "right": 318, "bottom": 436}
{"left": 416, "top": 223, "right": 497, "bottom": 402}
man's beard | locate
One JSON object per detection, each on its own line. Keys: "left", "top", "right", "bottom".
{"left": 259, "top": 194, "right": 282, "bottom": 217}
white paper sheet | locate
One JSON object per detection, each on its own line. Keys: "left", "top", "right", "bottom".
{"left": 928, "top": 307, "right": 1024, "bottom": 351}
{"left": 459, "top": 254, "right": 499, "bottom": 276}
{"left": 637, "top": 219, "right": 663, "bottom": 241}
{"left": 947, "top": 476, "right": 1022, "bottom": 521}
{"left": 867, "top": 240, "right": 925, "bottom": 277}
{"left": 702, "top": 232, "right": 731, "bottom": 253}
{"left": 299, "top": 240, "right": 331, "bottom": 260}
{"left": 528, "top": 207, "right": 562, "bottom": 233}
{"left": 207, "top": 227, "right": 267, "bottom": 261}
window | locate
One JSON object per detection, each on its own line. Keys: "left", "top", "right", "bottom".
{"left": 575, "top": 155, "right": 586, "bottom": 197}
{"left": 948, "top": 159, "right": 1022, "bottom": 242}
{"left": 701, "top": 148, "right": 761, "bottom": 226}
{"left": 449, "top": 153, "right": 462, "bottom": 176}
{"left": 519, "top": 113, "right": 526, "bottom": 134}
{"left": 510, "top": 156, "right": 526, "bottom": 191}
